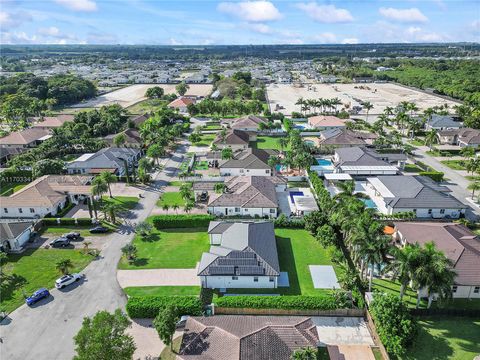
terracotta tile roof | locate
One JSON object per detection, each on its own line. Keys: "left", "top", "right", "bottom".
{"left": 308, "top": 116, "right": 348, "bottom": 128}
{"left": 394, "top": 222, "right": 480, "bottom": 285}
{"left": 31, "top": 115, "right": 74, "bottom": 128}
{"left": 0, "top": 128, "right": 51, "bottom": 146}
{"left": 168, "top": 97, "right": 195, "bottom": 108}
{"left": 178, "top": 316, "right": 318, "bottom": 360}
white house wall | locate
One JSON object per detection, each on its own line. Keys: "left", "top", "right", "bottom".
{"left": 220, "top": 168, "right": 271, "bottom": 176}
{"left": 201, "top": 275, "right": 277, "bottom": 289}
{"left": 208, "top": 206, "right": 278, "bottom": 218}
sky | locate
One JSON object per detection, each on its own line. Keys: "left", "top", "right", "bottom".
{"left": 1, "top": 0, "right": 479, "bottom": 45}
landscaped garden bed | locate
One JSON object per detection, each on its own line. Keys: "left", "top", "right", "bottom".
{"left": 156, "top": 192, "right": 184, "bottom": 208}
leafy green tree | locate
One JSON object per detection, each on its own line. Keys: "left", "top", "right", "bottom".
{"left": 121, "top": 244, "right": 138, "bottom": 263}
{"left": 304, "top": 211, "right": 327, "bottom": 235}
{"left": 153, "top": 304, "right": 179, "bottom": 350}
{"left": 103, "top": 202, "right": 122, "bottom": 223}
{"left": 100, "top": 171, "right": 117, "bottom": 198}
{"left": 221, "top": 147, "right": 233, "bottom": 160}
{"left": 315, "top": 224, "right": 337, "bottom": 248}
{"left": 113, "top": 133, "right": 126, "bottom": 147}
{"left": 175, "top": 82, "right": 189, "bottom": 96}
{"left": 188, "top": 132, "right": 201, "bottom": 143}
{"left": 385, "top": 244, "right": 422, "bottom": 300}
{"left": 291, "top": 347, "right": 318, "bottom": 360}
{"left": 214, "top": 183, "right": 225, "bottom": 194}
{"left": 468, "top": 181, "right": 480, "bottom": 199}
{"left": 363, "top": 101, "right": 373, "bottom": 122}
{"left": 32, "top": 159, "right": 65, "bottom": 178}
{"left": 56, "top": 259, "right": 73, "bottom": 275}
{"left": 147, "top": 143, "right": 165, "bottom": 165}
{"left": 145, "top": 86, "right": 164, "bottom": 99}
{"left": 424, "top": 129, "right": 438, "bottom": 151}
{"left": 73, "top": 309, "right": 135, "bottom": 360}
{"left": 135, "top": 221, "right": 153, "bottom": 237}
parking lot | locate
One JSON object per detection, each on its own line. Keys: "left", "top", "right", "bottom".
{"left": 267, "top": 83, "right": 460, "bottom": 118}
{"left": 29, "top": 231, "right": 110, "bottom": 251}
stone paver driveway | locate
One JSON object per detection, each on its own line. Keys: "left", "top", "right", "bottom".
{"left": 117, "top": 268, "right": 200, "bottom": 288}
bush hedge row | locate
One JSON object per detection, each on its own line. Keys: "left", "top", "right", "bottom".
{"left": 214, "top": 295, "right": 350, "bottom": 310}
{"left": 126, "top": 296, "right": 203, "bottom": 318}
{"left": 151, "top": 215, "right": 215, "bottom": 229}
{"left": 42, "top": 218, "right": 95, "bottom": 226}
{"left": 419, "top": 171, "right": 444, "bottom": 182}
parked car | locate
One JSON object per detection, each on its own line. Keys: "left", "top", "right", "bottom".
{"left": 49, "top": 237, "right": 70, "bottom": 248}
{"left": 89, "top": 226, "right": 108, "bottom": 234}
{"left": 26, "top": 288, "right": 50, "bottom": 306}
{"left": 63, "top": 232, "right": 80, "bottom": 240}
{"left": 176, "top": 315, "right": 189, "bottom": 329}
{"left": 199, "top": 191, "right": 208, "bottom": 202}
{"left": 55, "top": 273, "right": 83, "bottom": 289}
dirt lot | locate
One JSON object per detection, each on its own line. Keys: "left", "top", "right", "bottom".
{"left": 267, "top": 83, "right": 460, "bottom": 118}
{"left": 28, "top": 232, "right": 110, "bottom": 251}
{"left": 71, "top": 84, "right": 213, "bottom": 108}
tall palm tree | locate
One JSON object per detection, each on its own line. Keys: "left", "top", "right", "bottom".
{"left": 424, "top": 129, "right": 438, "bottom": 151}
{"left": 172, "top": 204, "right": 179, "bottom": 214}
{"left": 295, "top": 97, "right": 304, "bottom": 114}
{"left": 56, "top": 259, "right": 73, "bottom": 275}
{"left": 103, "top": 202, "right": 122, "bottom": 223}
{"left": 385, "top": 244, "right": 422, "bottom": 300}
{"left": 162, "top": 204, "right": 170, "bottom": 214}
{"left": 277, "top": 137, "right": 289, "bottom": 154}
{"left": 91, "top": 177, "right": 108, "bottom": 216}
{"left": 100, "top": 171, "right": 117, "bottom": 198}
{"left": 363, "top": 101, "right": 373, "bottom": 122}
{"left": 467, "top": 181, "right": 480, "bottom": 199}
{"left": 83, "top": 241, "right": 93, "bottom": 254}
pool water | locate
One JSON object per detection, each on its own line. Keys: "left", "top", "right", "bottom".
{"left": 289, "top": 191, "right": 304, "bottom": 203}
{"left": 275, "top": 164, "right": 286, "bottom": 172}
{"left": 316, "top": 159, "right": 333, "bottom": 166}
{"left": 304, "top": 140, "right": 315, "bottom": 147}
{"left": 361, "top": 198, "right": 377, "bottom": 209}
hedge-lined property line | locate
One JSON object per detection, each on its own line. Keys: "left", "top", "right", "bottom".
{"left": 126, "top": 296, "right": 203, "bottom": 318}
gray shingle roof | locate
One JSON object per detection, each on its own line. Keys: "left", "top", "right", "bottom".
{"left": 178, "top": 316, "right": 318, "bottom": 360}
{"left": 335, "top": 146, "right": 406, "bottom": 167}
{"left": 220, "top": 148, "right": 278, "bottom": 170}
{"left": 198, "top": 221, "right": 280, "bottom": 276}
{"left": 319, "top": 129, "right": 376, "bottom": 146}
{"left": 426, "top": 114, "right": 462, "bottom": 128}
{"left": 67, "top": 147, "right": 141, "bottom": 170}
{"left": 213, "top": 129, "right": 250, "bottom": 146}
{"left": 0, "top": 222, "right": 31, "bottom": 240}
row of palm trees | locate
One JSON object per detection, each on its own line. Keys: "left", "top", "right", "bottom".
{"left": 295, "top": 97, "right": 343, "bottom": 116}
{"left": 309, "top": 174, "right": 456, "bottom": 308}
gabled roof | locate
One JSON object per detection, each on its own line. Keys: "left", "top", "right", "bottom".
{"left": 394, "top": 222, "right": 480, "bottom": 285}
{"left": 439, "top": 128, "right": 480, "bottom": 145}
{"left": 198, "top": 221, "right": 280, "bottom": 276}
{"left": 0, "top": 128, "right": 51, "bottom": 146}
{"left": 168, "top": 97, "right": 195, "bottom": 108}
{"left": 367, "top": 175, "right": 466, "bottom": 209}
{"left": 0, "top": 221, "right": 32, "bottom": 240}
{"left": 319, "top": 129, "right": 375, "bottom": 146}
{"left": 220, "top": 148, "right": 278, "bottom": 169}
{"left": 67, "top": 147, "right": 141, "bottom": 170}
{"left": 0, "top": 175, "right": 92, "bottom": 208}
{"left": 208, "top": 176, "right": 282, "bottom": 208}
{"left": 213, "top": 129, "right": 250, "bottom": 146}
{"left": 426, "top": 114, "right": 462, "bottom": 128}
{"left": 308, "top": 115, "right": 348, "bottom": 128}
{"left": 31, "top": 115, "right": 74, "bottom": 128}
{"left": 178, "top": 316, "right": 318, "bottom": 360}
{"left": 104, "top": 128, "right": 143, "bottom": 145}
{"left": 129, "top": 113, "right": 150, "bottom": 127}
{"left": 335, "top": 146, "right": 406, "bottom": 167}
{"left": 223, "top": 115, "right": 267, "bottom": 130}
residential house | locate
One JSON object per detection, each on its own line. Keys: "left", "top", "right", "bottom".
{"left": 177, "top": 316, "right": 319, "bottom": 360}
{"left": 66, "top": 147, "right": 142, "bottom": 176}
{"left": 168, "top": 97, "right": 195, "bottom": 113}
{"left": 0, "top": 175, "right": 92, "bottom": 219}
{"left": 104, "top": 128, "right": 143, "bottom": 148}
{"left": 0, "top": 221, "right": 33, "bottom": 252}
{"left": 317, "top": 129, "right": 377, "bottom": 148}
{"left": 212, "top": 129, "right": 250, "bottom": 151}
{"left": 318, "top": 74, "right": 338, "bottom": 83}
{"left": 198, "top": 221, "right": 280, "bottom": 289}
{"left": 219, "top": 148, "right": 278, "bottom": 176}
{"left": 0, "top": 128, "right": 52, "bottom": 149}
{"left": 222, "top": 115, "right": 268, "bottom": 137}
{"left": 425, "top": 115, "right": 462, "bottom": 131}
{"left": 393, "top": 222, "right": 480, "bottom": 299}
{"left": 333, "top": 147, "right": 406, "bottom": 176}
{"left": 207, "top": 176, "right": 286, "bottom": 218}
{"left": 437, "top": 128, "right": 480, "bottom": 148}
{"left": 307, "top": 116, "right": 348, "bottom": 130}
{"left": 30, "top": 115, "right": 74, "bottom": 130}
{"left": 365, "top": 175, "right": 466, "bottom": 218}
{"left": 129, "top": 113, "right": 150, "bottom": 128}
{"left": 0, "top": 147, "right": 26, "bottom": 167}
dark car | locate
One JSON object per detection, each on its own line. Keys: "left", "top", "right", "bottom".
{"left": 89, "top": 226, "right": 108, "bottom": 234}
{"left": 49, "top": 237, "right": 70, "bottom": 248}
{"left": 26, "top": 288, "right": 50, "bottom": 306}
{"left": 199, "top": 191, "right": 208, "bottom": 202}
{"left": 63, "top": 232, "right": 80, "bottom": 240}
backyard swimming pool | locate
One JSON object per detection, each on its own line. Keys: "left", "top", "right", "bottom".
{"left": 316, "top": 159, "right": 333, "bottom": 166}
{"left": 361, "top": 198, "right": 377, "bottom": 209}
{"left": 276, "top": 164, "right": 287, "bottom": 172}
{"left": 304, "top": 140, "right": 315, "bottom": 147}
{"left": 289, "top": 191, "right": 304, "bottom": 203}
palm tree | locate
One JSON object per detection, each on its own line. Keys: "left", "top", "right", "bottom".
{"left": 363, "top": 101, "right": 373, "bottom": 122}
{"left": 100, "top": 171, "right": 117, "bottom": 198}
{"left": 384, "top": 106, "right": 394, "bottom": 117}
{"left": 467, "top": 181, "right": 480, "bottom": 199}
{"left": 103, "top": 202, "right": 122, "bottom": 223}
{"left": 277, "top": 137, "right": 289, "bottom": 154}
{"left": 424, "top": 129, "right": 438, "bottom": 151}
{"left": 121, "top": 243, "right": 137, "bottom": 263}
{"left": 83, "top": 241, "right": 92, "bottom": 254}
{"left": 221, "top": 147, "right": 233, "bottom": 160}
{"left": 291, "top": 347, "right": 318, "bottom": 360}
{"left": 385, "top": 244, "right": 422, "bottom": 300}
{"left": 162, "top": 204, "right": 170, "bottom": 213}
{"left": 184, "top": 201, "right": 193, "bottom": 213}
{"left": 172, "top": 204, "right": 179, "bottom": 214}
{"left": 91, "top": 177, "right": 108, "bottom": 215}
{"left": 180, "top": 183, "right": 193, "bottom": 201}
{"left": 56, "top": 259, "right": 73, "bottom": 275}
{"left": 359, "top": 231, "right": 393, "bottom": 292}
{"left": 214, "top": 183, "right": 226, "bottom": 194}
{"left": 295, "top": 97, "right": 304, "bottom": 115}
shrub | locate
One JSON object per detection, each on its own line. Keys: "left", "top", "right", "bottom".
{"left": 151, "top": 215, "right": 215, "bottom": 229}
{"left": 274, "top": 214, "right": 305, "bottom": 228}
{"left": 419, "top": 171, "right": 444, "bottom": 182}
{"left": 369, "top": 293, "right": 418, "bottom": 357}
{"left": 126, "top": 296, "right": 203, "bottom": 318}
{"left": 214, "top": 294, "right": 350, "bottom": 310}
{"left": 42, "top": 218, "right": 96, "bottom": 226}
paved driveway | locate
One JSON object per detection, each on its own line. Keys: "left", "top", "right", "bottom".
{"left": 0, "top": 145, "right": 187, "bottom": 360}
{"left": 117, "top": 268, "right": 200, "bottom": 288}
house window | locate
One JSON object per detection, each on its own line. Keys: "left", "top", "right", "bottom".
{"left": 270, "top": 209, "right": 275, "bottom": 213}
{"left": 253, "top": 277, "right": 258, "bottom": 282}
{"left": 452, "top": 285, "right": 458, "bottom": 293}
{"left": 474, "top": 286, "right": 480, "bottom": 294}
{"left": 240, "top": 169, "right": 244, "bottom": 173}
{"left": 245, "top": 209, "right": 248, "bottom": 212}
{"left": 4, "top": 208, "right": 7, "bottom": 213}
{"left": 266, "top": 170, "right": 270, "bottom": 174}
{"left": 235, "top": 207, "right": 240, "bottom": 212}
{"left": 18, "top": 208, "right": 23, "bottom": 214}
{"left": 428, "top": 209, "right": 432, "bottom": 215}
{"left": 30, "top": 208, "right": 35, "bottom": 213}
{"left": 440, "top": 209, "right": 445, "bottom": 214}
{"left": 269, "top": 277, "right": 274, "bottom": 282}
{"left": 232, "top": 276, "right": 238, "bottom": 280}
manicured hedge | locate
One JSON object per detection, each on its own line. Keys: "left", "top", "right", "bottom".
{"left": 126, "top": 296, "right": 203, "bottom": 318}
{"left": 42, "top": 218, "right": 95, "bottom": 226}
{"left": 151, "top": 215, "right": 215, "bottom": 229}
{"left": 215, "top": 295, "right": 350, "bottom": 310}
{"left": 419, "top": 171, "right": 444, "bottom": 182}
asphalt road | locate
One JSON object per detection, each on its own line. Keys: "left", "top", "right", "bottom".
{"left": 0, "top": 144, "right": 186, "bottom": 360}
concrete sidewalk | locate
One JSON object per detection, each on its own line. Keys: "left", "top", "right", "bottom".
{"left": 117, "top": 268, "right": 200, "bottom": 288}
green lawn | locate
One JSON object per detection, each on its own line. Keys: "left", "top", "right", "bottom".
{"left": 440, "top": 160, "right": 467, "bottom": 171}
{"left": 403, "top": 164, "right": 423, "bottom": 173}
{"left": 253, "top": 136, "right": 290, "bottom": 151}
{"left": 193, "top": 134, "right": 215, "bottom": 147}
{"left": 124, "top": 286, "right": 200, "bottom": 297}
{"left": 373, "top": 278, "right": 427, "bottom": 309}
{"left": 225, "top": 228, "right": 341, "bottom": 296}
{"left": 0, "top": 183, "right": 28, "bottom": 196}
{"left": 1, "top": 249, "right": 93, "bottom": 313}
{"left": 203, "top": 124, "right": 222, "bottom": 130}
{"left": 401, "top": 317, "right": 480, "bottom": 360}
{"left": 167, "top": 180, "right": 189, "bottom": 186}
{"left": 40, "top": 223, "right": 115, "bottom": 237}
{"left": 101, "top": 196, "right": 139, "bottom": 210}
{"left": 157, "top": 192, "right": 184, "bottom": 207}
{"left": 408, "top": 139, "right": 424, "bottom": 146}
{"left": 127, "top": 98, "right": 167, "bottom": 114}
{"left": 118, "top": 227, "right": 210, "bottom": 269}
{"left": 194, "top": 160, "right": 209, "bottom": 170}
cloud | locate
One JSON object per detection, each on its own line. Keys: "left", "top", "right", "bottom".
{"left": 245, "top": 23, "right": 272, "bottom": 34}
{"left": 1, "top": 31, "right": 37, "bottom": 44}
{"left": 313, "top": 32, "right": 337, "bottom": 44}
{"left": 169, "top": 38, "right": 182, "bottom": 45}
{"left": 342, "top": 38, "right": 359, "bottom": 44}
{"left": 296, "top": 2, "right": 353, "bottom": 24}
{"left": 217, "top": 1, "right": 282, "bottom": 22}
{"left": 38, "top": 26, "right": 61, "bottom": 37}
{"left": 0, "top": 10, "right": 32, "bottom": 29}
{"left": 379, "top": 7, "right": 428, "bottom": 23}
{"left": 55, "top": 0, "right": 97, "bottom": 12}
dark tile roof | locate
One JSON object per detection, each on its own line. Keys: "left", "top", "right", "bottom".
{"left": 0, "top": 221, "right": 32, "bottom": 240}
{"left": 335, "top": 146, "right": 406, "bottom": 167}
{"left": 213, "top": 129, "right": 250, "bottom": 146}
{"left": 220, "top": 148, "right": 278, "bottom": 170}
